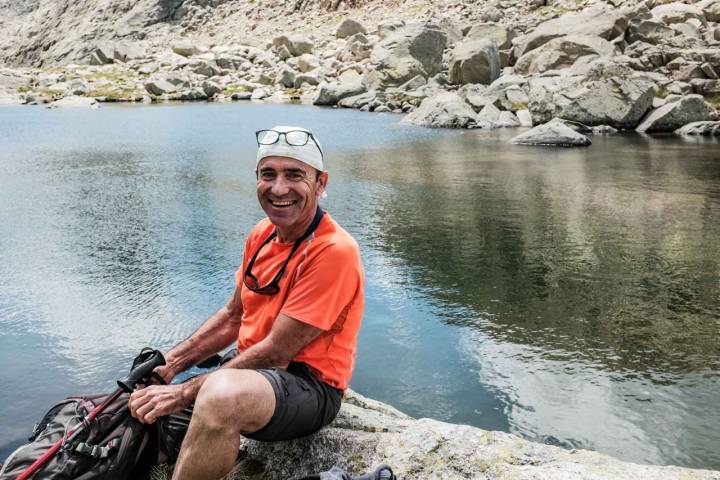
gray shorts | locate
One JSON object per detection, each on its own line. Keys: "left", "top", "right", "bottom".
{"left": 158, "top": 360, "right": 342, "bottom": 460}
{"left": 248, "top": 362, "right": 343, "bottom": 441}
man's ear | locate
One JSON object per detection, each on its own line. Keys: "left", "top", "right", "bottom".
{"left": 316, "top": 170, "right": 329, "bottom": 197}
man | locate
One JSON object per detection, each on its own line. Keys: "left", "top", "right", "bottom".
{"left": 129, "top": 126, "right": 365, "bottom": 480}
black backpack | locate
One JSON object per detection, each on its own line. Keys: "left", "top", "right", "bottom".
{"left": 0, "top": 392, "right": 157, "bottom": 480}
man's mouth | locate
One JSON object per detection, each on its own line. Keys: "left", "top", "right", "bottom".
{"left": 270, "top": 199, "right": 295, "bottom": 208}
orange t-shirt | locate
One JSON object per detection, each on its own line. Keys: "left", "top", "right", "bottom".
{"left": 234, "top": 212, "right": 364, "bottom": 391}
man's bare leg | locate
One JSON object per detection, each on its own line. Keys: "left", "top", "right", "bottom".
{"left": 171, "top": 369, "right": 276, "bottom": 480}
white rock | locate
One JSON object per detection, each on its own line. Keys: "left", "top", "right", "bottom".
{"left": 511, "top": 118, "right": 592, "bottom": 146}
{"left": 48, "top": 95, "right": 99, "bottom": 109}
{"left": 401, "top": 91, "right": 478, "bottom": 128}
{"left": 517, "top": 109, "right": 534, "bottom": 126}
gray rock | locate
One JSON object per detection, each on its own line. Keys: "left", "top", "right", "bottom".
{"left": 47, "top": 95, "right": 99, "bottom": 109}
{"left": 477, "top": 103, "right": 502, "bottom": 121}
{"left": 65, "top": 79, "right": 89, "bottom": 96}
{"left": 294, "top": 73, "right": 320, "bottom": 88}
{"left": 144, "top": 79, "right": 178, "bottom": 96}
{"left": 690, "top": 78, "right": 720, "bottom": 95}
{"left": 231, "top": 91, "right": 252, "bottom": 100}
{"left": 652, "top": 2, "right": 707, "bottom": 25}
{"left": 250, "top": 88, "right": 270, "bottom": 100}
{"left": 201, "top": 81, "right": 221, "bottom": 97}
{"left": 448, "top": 38, "right": 501, "bottom": 85}
{"left": 114, "top": 43, "right": 146, "bottom": 63}
{"left": 276, "top": 45, "right": 292, "bottom": 61}
{"left": 637, "top": 94, "right": 713, "bottom": 132}
{"left": 515, "top": 35, "right": 617, "bottom": 75}
{"left": 497, "top": 110, "right": 521, "bottom": 127}
{"left": 505, "top": 86, "right": 529, "bottom": 107}
{"left": 338, "top": 91, "right": 377, "bottom": 109}
{"left": 215, "top": 53, "right": 246, "bottom": 70}
{"left": 592, "top": 124, "right": 619, "bottom": 134}
{"left": 297, "top": 54, "right": 320, "bottom": 73}
{"left": 172, "top": 40, "right": 204, "bottom": 57}
{"left": 465, "top": 23, "right": 515, "bottom": 50}
{"left": 401, "top": 91, "right": 478, "bottom": 128}
{"left": 365, "top": 23, "right": 447, "bottom": 89}
{"left": 337, "top": 33, "right": 373, "bottom": 63}
{"left": 151, "top": 389, "right": 720, "bottom": 480}
{"left": 517, "top": 109, "right": 534, "bottom": 126}
{"left": 528, "top": 60, "right": 655, "bottom": 128}
{"left": 625, "top": 20, "right": 677, "bottom": 44}
{"left": 179, "top": 87, "right": 208, "bottom": 101}
{"left": 675, "top": 120, "right": 720, "bottom": 135}
{"left": 513, "top": 3, "right": 629, "bottom": 58}
{"left": 671, "top": 22, "right": 702, "bottom": 39}
{"left": 336, "top": 18, "right": 366, "bottom": 39}
{"left": 313, "top": 81, "right": 366, "bottom": 106}
{"left": 137, "top": 63, "right": 159, "bottom": 75}
{"left": 89, "top": 45, "right": 114, "bottom": 65}
{"left": 458, "top": 83, "right": 501, "bottom": 112}
{"left": 278, "top": 68, "right": 296, "bottom": 88}
{"left": 398, "top": 74, "right": 427, "bottom": 91}
{"left": 511, "top": 118, "right": 592, "bottom": 146}
{"left": 192, "top": 60, "right": 222, "bottom": 77}
{"left": 273, "top": 35, "right": 313, "bottom": 57}
{"left": 698, "top": 0, "right": 720, "bottom": 22}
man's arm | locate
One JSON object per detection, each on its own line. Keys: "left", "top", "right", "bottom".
{"left": 129, "top": 312, "right": 323, "bottom": 424}
{"left": 154, "top": 287, "right": 244, "bottom": 383}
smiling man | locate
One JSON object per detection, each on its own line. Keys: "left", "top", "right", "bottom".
{"left": 128, "top": 126, "right": 365, "bottom": 480}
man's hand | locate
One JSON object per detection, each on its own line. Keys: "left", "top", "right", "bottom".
{"left": 129, "top": 384, "right": 192, "bottom": 424}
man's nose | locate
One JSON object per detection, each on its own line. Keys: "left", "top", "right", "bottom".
{"left": 270, "top": 175, "right": 291, "bottom": 196}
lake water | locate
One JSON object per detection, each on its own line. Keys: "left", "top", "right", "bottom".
{"left": 0, "top": 102, "right": 718, "bottom": 470}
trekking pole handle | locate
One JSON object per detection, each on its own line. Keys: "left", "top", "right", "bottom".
{"left": 117, "top": 348, "right": 166, "bottom": 393}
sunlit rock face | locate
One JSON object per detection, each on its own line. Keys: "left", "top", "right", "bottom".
{"left": 151, "top": 390, "right": 720, "bottom": 480}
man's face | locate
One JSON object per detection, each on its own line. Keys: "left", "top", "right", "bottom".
{"left": 256, "top": 156, "right": 328, "bottom": 236}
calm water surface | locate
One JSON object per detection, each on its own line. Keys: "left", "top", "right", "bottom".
{"left": 0, "top": 103, "right": 719, "bottom": 470}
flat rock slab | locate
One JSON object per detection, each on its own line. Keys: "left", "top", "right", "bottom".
{"left": 47, "top": 95, "right": 99, "bottom": 108}
{"left": 151, "top": 390, "right": 719, "bottom": 480}
{"left": 510, "top": 120, "right": 591, "bottom": 147}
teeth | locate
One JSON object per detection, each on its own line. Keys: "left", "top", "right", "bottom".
{"left": 271, "top": 200, "right": 293, "bottom": 206}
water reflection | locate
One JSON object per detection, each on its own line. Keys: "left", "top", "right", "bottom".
{"left": 352, "top": 129, "right": 720, "bottom": 468}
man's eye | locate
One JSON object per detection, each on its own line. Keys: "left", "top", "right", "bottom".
{"left": 260, "top": 172, "right": 275, "bottom": 180}
{"left": 287, "top": 172, "right": 304, "bottom": 181}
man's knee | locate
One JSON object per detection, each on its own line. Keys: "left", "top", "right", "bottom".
{"left": 193, "top": 369, "right": 275, "bottom": 433}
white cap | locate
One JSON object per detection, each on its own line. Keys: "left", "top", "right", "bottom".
{"left": 256, "top": 126, "right": 324, "bottom": 171}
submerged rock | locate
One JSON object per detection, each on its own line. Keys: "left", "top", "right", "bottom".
{"left": 510, "top": 118, "right": 592, "bottom": 146}
{"left": 151, "top": 390, "right": 718, "bottom": 480}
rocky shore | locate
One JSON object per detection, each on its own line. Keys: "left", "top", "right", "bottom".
{"left": 1, "top": 0, "right": 720, "bottom": 144}
{"left": 149, "top": 389, "right": 720, "bottom": 480}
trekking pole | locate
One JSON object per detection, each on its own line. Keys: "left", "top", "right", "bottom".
{"left": 14, "top": 349, "right": 165, "bottom": 480}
